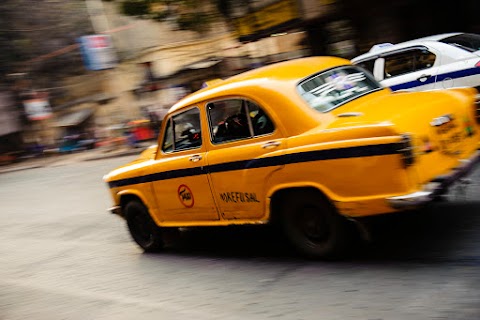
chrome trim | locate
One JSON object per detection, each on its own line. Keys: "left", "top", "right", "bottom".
{"left": 398, "top": 133, "right": 415, "bottom": 167}
{"left": 189, "top": 154, "right": 202, "bottom": 162}
{"left": 430, "top": 114, "right": 453, "bottom": 127}
{"left": 387, "top": 150, "right": 480, "bottom": 209}
{"left": 107, "top": 206, "right": 122, "bottom": 215}
{"left": 262, "top": 141, "right": 281, "bottom": 149}
{"left": 338, "top": 112, "right": 363, "bottom": 118}
{"left": 387, "top": 191, "right": 433, "bottom": 209}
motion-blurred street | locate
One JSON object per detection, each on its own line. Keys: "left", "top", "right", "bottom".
{"left": 1, "top": 154, "right": 480, "bottom": 320}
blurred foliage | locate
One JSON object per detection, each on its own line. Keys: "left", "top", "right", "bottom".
{"left": 121, "top": 0, "right": 150, "bottom": 16}
{"left": 214, "top": 0, "right": 250, "bottom": 18}
{"left": 0, "top": 1, "right": 92, "bottom": 72}
{"left": 0, "top": 0, "right": 93, "bottom": 97}
{"left": 117, "top": 0, "right": 217, "bottom": 33}
{"left": 152, "top": 10, "right": 170, "bottom": 22}
{"left": 177, "top": 12, "right": 212, "bottom": 33}
{"left": 215, "top": 0, "right": 231, "bottom": 18}
{"left": 116, "top": 0, "right": 259, "bottom": 34}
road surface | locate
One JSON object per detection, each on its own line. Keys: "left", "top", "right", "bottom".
{"left": 1, "top": 155, "right": 480, "bottom": 319}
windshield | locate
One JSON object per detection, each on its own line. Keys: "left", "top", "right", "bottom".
{"left": 297, "top": 66, "right": 382, "bottom": 112}
{"left": 440, "top": 33, "right": 480, "bottom": 52}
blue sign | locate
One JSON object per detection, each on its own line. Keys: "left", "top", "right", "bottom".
{"left": 79, "top": 35, "right": 117, "bottom": 71}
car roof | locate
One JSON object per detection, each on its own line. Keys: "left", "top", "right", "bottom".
{"left": 351, "top": 32, "right": 464, "bottom": 62}
{"left": 168, "top": 56, "right": 351, "bottom": 114}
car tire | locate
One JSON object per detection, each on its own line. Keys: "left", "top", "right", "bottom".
{"left": 125, "top": 200, "right": 163, "bottom": 252}
{"left": 281, "top": 190, "right": 352, "bottom": 259}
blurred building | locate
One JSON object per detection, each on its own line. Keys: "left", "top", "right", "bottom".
{"left": 2, "top": 0, "right": 478, "bottom": 158}
{"left": 339, "top": 0, "right": 479, "bottom": 54}
{"left": 0, "top": 90, "right": 22, "bottom": 161}
{"left": 228, "top": 0, "right": 479, "bottom": 57}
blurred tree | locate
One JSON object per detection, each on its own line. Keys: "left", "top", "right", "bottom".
{"left": 121, "top": 0, "right": 150, "bottom": 16}
{"left": 0, "top": 0, "right": 93, "bottom": 88}
{"left": 214, "top": 0, "right": 251, "bottom": 19}
{"left": 117, "top": 0, "right": 217, "bottom": 34}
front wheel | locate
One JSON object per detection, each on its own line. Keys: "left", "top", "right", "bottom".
{"left": 125, "top": 200, "right": 163, "bottom": 252}
{"left": 281, "top": 190, "right": 353, "bottom": 259}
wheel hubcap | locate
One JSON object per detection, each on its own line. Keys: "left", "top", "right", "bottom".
{"left": 300, "top": 206, "right": 329, "bottom": 242}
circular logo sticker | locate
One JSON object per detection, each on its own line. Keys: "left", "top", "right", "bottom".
{"left": 177, "top": 184, "right": 194, "bottom": 208}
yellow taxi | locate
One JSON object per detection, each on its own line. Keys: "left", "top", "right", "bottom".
{"left": 104, "top": 56, "right": 480, "bottom": 258}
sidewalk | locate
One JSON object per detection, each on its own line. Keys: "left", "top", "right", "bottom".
{"left": 0, "top": 143, "right": 152, "bottom": 174}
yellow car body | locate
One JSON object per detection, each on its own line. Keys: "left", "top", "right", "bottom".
{"left": 104, "top": 56, "right": 480, "bottom": 258}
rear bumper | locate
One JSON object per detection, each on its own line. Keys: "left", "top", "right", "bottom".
{"left": 387, "top": 150, "right": 480, "bottom": 209}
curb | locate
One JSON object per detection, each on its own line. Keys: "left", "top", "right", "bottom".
{"left": 0, "top": 164, "right": 43, "bottom": 174}
{"left": 84, "top": 149, "right": 142, "bottom": 161}
{"left": 0, "top": 148, "right": 143, "bottom": 174}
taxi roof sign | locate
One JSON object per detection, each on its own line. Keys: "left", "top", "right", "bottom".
{"left": 369, "top": 43, "right": 394, "bottom": 53}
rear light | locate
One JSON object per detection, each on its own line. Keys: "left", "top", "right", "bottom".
{"left": 398, "top": 134, "right": 415, "bottom": 167}
{"left": 475, "top": 60, "right": 480, "bottom": 68}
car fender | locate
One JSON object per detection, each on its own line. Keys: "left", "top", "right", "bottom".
{"left": 264, "top": 181, "right": 342, "bottom": 221}
{"left": 116, "top": 189, "right": 159, "bottom": 222}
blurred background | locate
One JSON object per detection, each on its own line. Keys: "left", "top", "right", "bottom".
{"left": 1, "top": 0, "right": 479, "bottom": 163}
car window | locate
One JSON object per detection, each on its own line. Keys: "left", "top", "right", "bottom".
{"left": 414, "top": 50, "right": 436, "bottom": 70}
{"left": 384, "top": 49, "right": 435, "bottom": 78}
{"left": 207, "top": 99, "right": 274, "bottom": 144}
{"left": 297, "top": 66, "right": 381, "bottom": 112}
{"left": 246, "top": 100, "right": 275, "bottom": 136}
{"left": 162, "top": 118, "right": 174, "bottom": 152}
{"left": 440, "top": 33, "right": 480, "bottom": 52}
{"left": 355, "top": 59, "right": 376, "bottom": 75}
{"left": 162, "top": 107, "right": 202, "bottom": 153}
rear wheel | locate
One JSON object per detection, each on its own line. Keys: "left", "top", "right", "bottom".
{"left": 125, "top": 200, "right": 163, "bottom": 252}
{"left": 280, "top": 190, "right": 352, "bottom": 259}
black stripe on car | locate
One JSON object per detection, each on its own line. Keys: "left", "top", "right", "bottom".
{"left": 108, "top": 143, "right": 400, "bottom": 188}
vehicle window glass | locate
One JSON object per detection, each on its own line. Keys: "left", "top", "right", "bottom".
{"left": 384, "top": 51, "right": 415, "bottom": 77}
{"left": 297, "top": 66, "right": 381, "bottom": 112}
{"left": 356, "top": 59, "right": 375, "bottom": 75}
{"left": 440, "top": 33, "right": 480, "bottom": 52}
{"left": 246, "top": 100, "right": 275, "bottom": 136}
{"left": 384, "top": 49, "right": 436, "bottom": 78}
{"left": 163, "top": 107, "right": 202, "bottom": 152}
{"left": 413, "top": 50, "right": 436, "bottom": 71}
{"left": 162, "top": 118, "right": 173, "bottom": 152}
{"left": 207, "top": 99, "right": 260, "bottom": 143}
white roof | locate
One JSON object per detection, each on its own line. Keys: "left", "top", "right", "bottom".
{"left": 352, "top": 32, "right": 464, "bottom": 62}
{"left": 406, "top": 32, "right": 462, "bottom": 42}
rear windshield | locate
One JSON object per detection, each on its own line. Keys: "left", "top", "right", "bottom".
{"left": 440, "top": 33, "right": 480, "bottom": 52}
{"left": 297, "top": 66, "right": 382, "bottom": 112}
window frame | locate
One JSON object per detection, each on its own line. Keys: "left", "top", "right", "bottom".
{"left": 206, "top": 97, "right": 275, "bottom": 145}
{"left": 160, "top": 106, "right": 202, "bottom": 154}
{"left": 355, "top": 58, "right": 376, "bottom": 75}
{"left": 296, "top": 65, "right": 383, "bottom": 113}
{"left": 382, "top": 47, "right": 436, "bottom": 78}
{"left": 440, "top": 33, "right": 480, "bottom": 53}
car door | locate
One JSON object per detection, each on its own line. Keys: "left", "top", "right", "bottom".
{"left": 434, "top": 34, "right": 480, "bottom": 89}
{"left": 379, "top": 47, "right": 439, "bottom": 91}
{"left": 150, "top": 106, "right": 219, "bottom": 223}
{"left": 205, "top": 98, "right": 285, "bottom": 220}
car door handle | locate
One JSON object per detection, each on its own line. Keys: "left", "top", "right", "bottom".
{"left": 417, "top": 74, "right": 432, "bottom": 82}
{"left": 189, "top": 154, "right": 202, "bottom": 162}
{"left": 262, "top": 141, "right": 281, "bottom": 149}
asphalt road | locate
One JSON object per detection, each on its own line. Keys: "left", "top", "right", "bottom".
{"left": 1, "top": 155, "right": 480, "bottom": 320}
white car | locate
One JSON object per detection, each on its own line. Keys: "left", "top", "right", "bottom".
{"left": 351, "top": 33, "right": 480, "bottom": 92}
